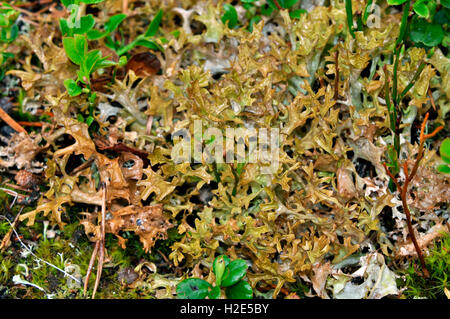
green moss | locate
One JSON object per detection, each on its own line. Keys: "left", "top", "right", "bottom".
{"left": 401, "top": 234, "right": 450, "bottom": 299}
{"left": 0, "top": 256, "right": 14, "bottom": 284}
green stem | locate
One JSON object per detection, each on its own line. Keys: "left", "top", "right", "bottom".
{"left": 383, "top": 66, "right": 395, "bottom": 133}
{"left": 396, "top": 0, "right": 411, "bottom": 47}
{"left": 397, "top": 61, "right": 426, "bottom": 104}
{"left": 392, "top": 46, "right": 401, "bottom": 107}
{"left": 345, "top": 0, "right": 355, "bottom": 38}
{"left": 384, "top": 66, "right": 400, "bottom": 159}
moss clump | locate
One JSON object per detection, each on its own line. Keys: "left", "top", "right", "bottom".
{"left": 401, "top": 234, "right": 450, "bottom": 299}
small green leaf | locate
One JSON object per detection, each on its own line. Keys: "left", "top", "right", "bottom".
{"left": 133, "top": 38, "right": 163, "bottom": 51}
{"left": 261, "top": 4, "right": 275, "bottom": 16}
{"left": 145, "top": 9, "right": 163, "bottom": 37}
{"left": 434, "top": 8, "right": 450, "bottom": 25}
{"left": 105, "top": 13, "right": 127, "bottom": 33}
{"left": 67, "top": 14, "right": 95, "bottom": 35}
{"left": 0, "top": 16, "right": 7, "bottom": 28}
{"left": 268, "top": 0, "right": 299, "bottom": 9}
{"left": 426, "top": 0, "right": 437, "bottom": 18}
{"left": 77, "top": 113, "right": 85, "bottom": 122}
{"left": 225, "top": 280, "right": 253, "bottom": 299}
{"left": 413, "top": 0, "right": 430, "bottom": 18}
{"left": 442, "top": 0, "right": 450, "bottom": 9}
{"left": 176, "top": 278, "right": 211, "bottom": 299}
{"left": 440, "top": 138, "right": 450, "bottom": 165}
{"left": 64, "top": 79, "right": 82, "bottom": 96}
{"left": 61, "top": 0, "right": 79, "bottom": 7}
{"left": 63, "top": 34, "right": 87, "bottom": 65}
{"left": 94, "top": 58, "right": 117, "bottom": 70}
{"left": 289, "top": 9, "right": 307, "bottom": 19}
{"left": 221, "top": 259, "right": 248, "bottom": 287}
{"left": 88, "top": 92, "right": 97, "bottom": 104}
{"left": 278, "top": 0, "right": 300, "bottom": 8}
{"left": 171, "top": 30, "right": 181, "bottom": 38}
{"left": 86, "top": 29, "right": 106, "bottom": 40}
{"left": 213, "top": 255, "right": 230, "bottom": 286}
{"left": 83, "top": 49, "right": 102, "bottom": 76}
{"left": 437, "top": 164, "right": 450, "bottom": 174}
{"left": 236, "top": 162, "right": 246, "bottom": 176}
{"left": 4, "top": 24, "right": 18, "bottom": 43}
{"left": 409, "top": 17, "right": 444, "bottom": 47}
{"left": 60, "top": 19, "right": 71, "bottom": 36}
{"left": 387, "top": 0, "right": 408, "bottom": 4}
{"left": 85, "top": 115, "right": 95, "bottom": 126}
{"left": 118, "top": 56, "right": 128, "bottom": 67}
{"left": 222, "top": 4, "right": 238, "bottom": 29}
{"left": 248, "top": 16, "right": 261, "bottom": 32}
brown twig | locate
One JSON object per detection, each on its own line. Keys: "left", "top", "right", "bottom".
{"left": 92, "top": 182, "right": 106, "bottom": 299}
{"left": 0, "top": 187, "right": 26, "bottom": 202}
{"left": 334, "top": 50, "right": 340, "bottom": 102}
{"left": 273, "top": 0, "right": 282, "bottom": 10}
{"left": 83, "top": 182, "right": 107, "bottom": 299}
{"left": 122, "top": 0, "right": 128, "bottom": 14}
{"left": 93, "top": 134, "right": 150, "bottom": 166}
{"left": 3, "top": 182, "right": 32, "bottom": 193}
{"left": 383, "top": 113, "right": 443, "bottom": 278}
{"left": 83, "top": 239, "right": 99, "bottom": 296}
{"left": 157, "top": 249, "right": 170, "bottom": 264}
{"left": 17, "top": 121, "right": 44, "bottom": 127}
{"left": 0, "top": 108, "right": 27, "bottom": 134}
{"left": 70, "top": 156, "right": 95, "bottom": 175}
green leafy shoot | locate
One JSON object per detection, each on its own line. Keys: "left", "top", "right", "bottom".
{"left": 116, "top": 9, "right": 163, "bottom": 56}
{"left": 86, "top": 13, "right": 127, "bottom": 40}
{"left": 0, "top": 2, "right": 19, "bottom": 43}
{"left": 64, "top": 78, "right": 82, "bottom": 97}
{"left": 176, "top": 255, "right": 252, "bottom": 299}
{"left": 60, "top": 14, "right": 95, "bottom": 37}
{"left": 386, "top": 0, "right": 446, "bottom": 48}
{"left": 63, "top": 34, "right": 117, "bottom": 94}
